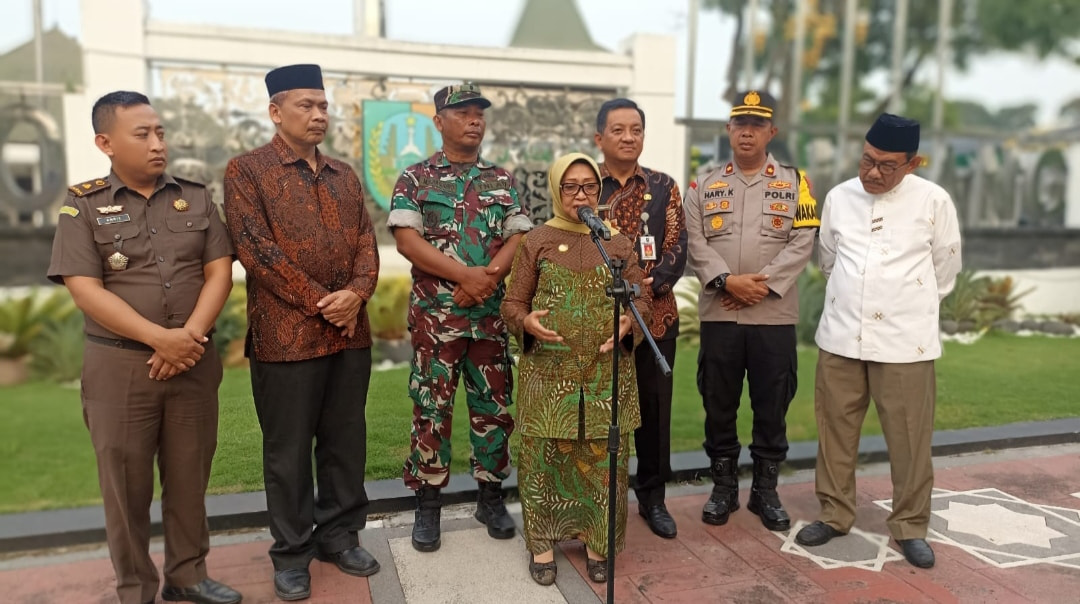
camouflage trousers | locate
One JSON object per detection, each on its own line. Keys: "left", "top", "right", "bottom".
{"left": 403, "top": 332, "right": 515, "bottom": 490}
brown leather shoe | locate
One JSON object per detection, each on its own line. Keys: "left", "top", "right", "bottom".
{"left": 586, "top": 558, "right": 607, "bottom": 583}
{"left": 529, "top": 554, "right": 557, "bottom": 586}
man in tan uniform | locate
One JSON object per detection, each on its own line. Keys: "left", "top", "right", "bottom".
{"left": 684, "top": 91, "right": 819, "bottom": 531}
{"left": 48, "top": 91, "right": 239, "bottom": 604}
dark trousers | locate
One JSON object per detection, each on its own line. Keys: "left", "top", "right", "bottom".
{"left": 632, "top": 338, "right": 676, "bottom": 506}
{"left": 250, "top": 348, "right": 372, "bottom": 570}
{"left": 697, "top": 322, "right": 797, "bottom": 462}
{"left": 82, "top": 341, "right": 221, "bottom": 604}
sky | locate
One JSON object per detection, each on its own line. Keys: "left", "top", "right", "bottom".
{"left": 4, "top": 0, "right": 1080, "bottom": 126}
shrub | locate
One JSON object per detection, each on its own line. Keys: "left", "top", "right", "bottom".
{"left": 30, "top": 312, "right": 85, "bottom": 384}
{"left": 369, "top": 275, "right": 411, "bottom": 340}
{"left": 796, "top": 265, "right": 826, "bottom": 346}
{"left": 939, "top": 270, "right": 988, "bottom": 326}
{"left": 979, "top": 275, "right": 1032, "bottom": 326}
{"left": 0, "top": 289, "right": 78, "bottom": 359}
{"left": 213, "top": 286, "right": 248, "bottom": 359}
{"left": 675, "top": 277, "right": 701, "bottom": 346}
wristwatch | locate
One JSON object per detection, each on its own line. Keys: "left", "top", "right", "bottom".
{"left": 711, "top": 273, "right": 730, "bottom": 290}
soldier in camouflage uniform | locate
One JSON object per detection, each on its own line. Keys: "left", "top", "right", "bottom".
{"left": 388, "top": 83, "right": 533, "bottom": 553}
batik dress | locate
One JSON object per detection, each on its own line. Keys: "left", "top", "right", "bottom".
{"left": 501, "top": 224, "right": 650, "bottom": 556}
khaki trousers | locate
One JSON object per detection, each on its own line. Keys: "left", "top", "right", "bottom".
{"left": 813, "top": 349, "right": 936, "bottom": 540}
{"left": 82, "top": 341, "right": 221, "bottom": 604}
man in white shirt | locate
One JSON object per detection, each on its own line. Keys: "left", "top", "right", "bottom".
{"left": 795, "top": 114, "right": 962, "bottom": 569}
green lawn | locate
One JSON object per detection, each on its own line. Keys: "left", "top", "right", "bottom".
{"left": 1, "top": 332, "right": 1077, "bottom": 514}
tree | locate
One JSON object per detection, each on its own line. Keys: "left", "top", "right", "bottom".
{"left": 701, "top": 0, "right": 1080, "bottom": 127}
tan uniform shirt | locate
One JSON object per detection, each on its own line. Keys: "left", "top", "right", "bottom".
{"left": 685, "top": 154, "right": 819, "bottom": 325}
{"left": 48, "top": 172, "right": 234, "bottom": 339}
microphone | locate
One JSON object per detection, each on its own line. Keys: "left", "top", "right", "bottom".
{"left": 577, "top": 206, "right": 611, "bottom": 241}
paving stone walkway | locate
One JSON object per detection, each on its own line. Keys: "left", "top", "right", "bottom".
{"left": 3, "top": 443, "right": 1079, "bottom": 603}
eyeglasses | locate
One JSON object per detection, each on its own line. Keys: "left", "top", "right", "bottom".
{"left": 859, "top": 155, "right": 905, "bottom": 176}
{"left": 560, "top": 182, "right": 601, "bottom": 198}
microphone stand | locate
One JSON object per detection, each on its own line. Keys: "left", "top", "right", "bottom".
{"left": 587, "top": 230, "right": 671, "bottom": 604}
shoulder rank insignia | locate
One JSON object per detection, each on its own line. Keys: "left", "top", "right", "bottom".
{"left": 707, "top": 181, "right": 728, "bottom": 190}
{"left": 58, "top": 206, "right": 80, "bottom": 218}
{"left": 769, "top": 202, "right": 790, "bottom": 212}
{"left": 689, "top": 180, "right": 698, "bottom": 189}
{"left": 767, "top": 180, "right": 792, "bottom": 190}
{"left": 68, "top": 178, "right": 110, "bottom": 197}
{"left": 764, "top": 164, "right": 776, "bottom": 177}
{"left": 723, "top": 163, "right": 734, "bottom": 175}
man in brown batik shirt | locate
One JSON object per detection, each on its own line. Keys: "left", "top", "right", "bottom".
{"left": 224, "top": 64, "right": 380, "bottom": 601}
{"left": 594, "top": 98, "right": 687, "bottom": 539}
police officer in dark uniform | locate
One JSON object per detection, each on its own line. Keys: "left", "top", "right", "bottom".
{"left": 684, "top": 91, "right": 819, "bottom": 531}
{"left": 48, "top": 91, "right": 240, "bottom": 604}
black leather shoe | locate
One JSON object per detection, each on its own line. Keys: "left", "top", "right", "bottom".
{"left": 315, "top": 545, "right": 380, "bottom": 577}
{"left": 639, "top": 503, "right": 678, "bottom": 538}
{"left": 795, "top": 521, "right": 846, "bottom": 546}
{"left": 747, "top": 459, "right": 790, "bottom": 531}
{"left": 702, "top": 456, "right": 740, "bottom": 525}
{"left": 161, "top": 578, "right": 242, "bottom": 604}
{"left": 273, "top": 568, "right": 311, "bottom": 601}
{"left": 701, "top": 486, "right": 739, "bottom": 525}
{"left": 475, "top": 481, "right": 516, "bottom": 539}
{"left": 412, "top": 486, "right": 442, "bottom": 552}
{"left": 747, "top": 488, "right": 790, "bottom": 531}
{"left": 898, "top": 538, "right": 936, "bottom": 568}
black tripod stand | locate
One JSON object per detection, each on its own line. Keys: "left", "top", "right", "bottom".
{"left": 587, "top": 230, "right": 671, "bottom": 604}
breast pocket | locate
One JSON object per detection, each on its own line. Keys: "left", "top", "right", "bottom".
{"left": 165, "top": 215, "right": 210, "bottom": 261}
{"left": 702, "top": 202, "right": 734, "bottom": 239}
{"left": 92, "top": 223, "right": 141, "bottom": 270}
{"left": 419, "top": 195, "right": 457, "bottom": 240}
{"left": 478, "top": 190, "right": 514, "bottom": 236}
{"left": 761, "top": 198, "right": 796, "bottom": 240}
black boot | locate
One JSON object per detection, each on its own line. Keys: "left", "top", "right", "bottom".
{"left": 412, "top": 486, "right": 442, "bottom": 552}
{"left": 747, "top": 458, "right": 791, "bottom": 531}
{"left": 701, "top": 457, "right": 739, "bottom": 525}
{"left": 475, "top": 481, "right": 516, "bottom": 539}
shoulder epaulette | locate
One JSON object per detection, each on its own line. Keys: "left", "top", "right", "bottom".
{"left": 173, "top": 175, "right": 208, "bottom": 188}
{"left": 68, "top": 177, "right": 110, "bottom": 197}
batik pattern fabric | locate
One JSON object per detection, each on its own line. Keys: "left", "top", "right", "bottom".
{"left": 501, "top": 225, "right": 649, "bottom": 441}
{"left": 598, "top": 163, "right": 686, "bottom": 341}
{"left": 518, "top": 433, "right": 630, "bottom": 557}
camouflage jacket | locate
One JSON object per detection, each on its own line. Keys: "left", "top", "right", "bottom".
{"left": 387, "top": 151, "right": 532, "bottom": 339}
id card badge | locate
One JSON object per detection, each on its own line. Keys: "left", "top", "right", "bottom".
{"left": 639, "top": 235, "right": 657, "bottom": 261}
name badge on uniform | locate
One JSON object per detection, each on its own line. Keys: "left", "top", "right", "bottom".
{"left": 640, "top": 235, "right": 657, "bottom": 261}
{"left": 96, "top": 214, "right": 131, "bottom": 226}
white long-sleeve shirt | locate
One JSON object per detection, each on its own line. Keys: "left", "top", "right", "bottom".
{"left": 815, "top": 174, "right": 962, "bottom": 363}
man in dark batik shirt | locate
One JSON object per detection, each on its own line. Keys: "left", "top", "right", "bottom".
{"left": 594, "top": 98, "right": 688, "bottom": 539}
{"left": 224, "top": 63, "right": 380, "bottom": 601}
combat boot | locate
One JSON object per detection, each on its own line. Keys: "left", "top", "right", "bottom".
{"left": 475, "top": 481, "right": 516, "bottom": 539}
{"left": 747, "top": 458, "right": 791, "bottom": 531}
{"left": 701, "top": 456, "right": 739, "bottom": 525}
{"left": 412, "top": 486, "right": 442, "bottom": 552}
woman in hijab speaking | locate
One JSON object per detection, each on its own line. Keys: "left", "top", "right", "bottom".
{"left": 502, "top": 152, "right": 651, "bottom": 586}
